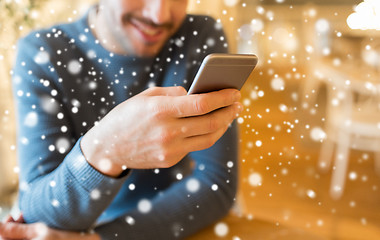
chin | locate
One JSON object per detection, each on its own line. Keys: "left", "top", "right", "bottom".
{"left": 134, "top": 44, "right": 165, "bottom": 57}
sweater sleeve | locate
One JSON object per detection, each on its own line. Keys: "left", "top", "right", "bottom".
{"left": 12, "top": 35, "right": 127, "bottom": 231}
{"left": 95, "top": 123, "right": 238, "bottom": 240}
{"left": 95, "top": 16, "right": 238, "bottom": 239}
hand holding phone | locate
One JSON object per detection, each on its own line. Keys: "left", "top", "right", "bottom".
{"left": 188, "top": 53, "right": 258, "bottom": 95}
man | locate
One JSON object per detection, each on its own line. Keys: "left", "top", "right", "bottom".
{"left": 0, "top": 0, "right": 242, "bottom": 239}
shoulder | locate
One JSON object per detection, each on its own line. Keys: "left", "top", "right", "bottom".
{"left": 180, "top": 14, "right": 223, "bottom": 34}
{"left": 173, "top": 14, "right": 227, "bottom": 49}
{"left": 17, "top": 15, "right": 86, "bottom": 55}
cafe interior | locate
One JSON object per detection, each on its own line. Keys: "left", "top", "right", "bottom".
{"left": 1, "top": 0, "right": 380, "bottom": 239}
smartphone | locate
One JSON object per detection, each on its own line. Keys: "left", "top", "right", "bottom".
{"left": 187, "top": 53, "right": 258, "bottom": 95}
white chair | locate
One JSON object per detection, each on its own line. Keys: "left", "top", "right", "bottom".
{"left": 316, "top": 60, "right": 380, "bottom": 200}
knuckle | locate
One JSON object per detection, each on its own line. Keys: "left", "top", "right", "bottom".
{"left": 194, "top": 97, "right": 210, "bottom": 114}
{"left": 150, "top": 102, "right": 169, "bottom": 120}
{"left": 203, "top": 137, "right": 216, "bottom": 149}
{"left": 143, "top": 86, "right": 159, "bottom": 95}
{"left": 157, "top": 151, "right": 174, "bottom": 168}
{"left": 176, "top": 86, "right": 187, "bottom": 95}
{"left": 159, "top": 160, "right": 174, "bottom": 168}
{"left": 158, "top": 128, "right": 174, "bottom": 144}
{"left": 208, "top": 116, "right": 220, "bottom": 132}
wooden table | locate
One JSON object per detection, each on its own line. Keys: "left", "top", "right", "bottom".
{"left": 188, "top": 213, "right": 326, "bottom": 240}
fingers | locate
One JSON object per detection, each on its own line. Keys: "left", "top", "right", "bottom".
{"left": 15, "top": 215, "right": 24, "bottom": 223}
{"left": 3, "top": 215, "right": 24, "bottom": 224}
{"left": 4, "top": 216, "right": 13, "bottom": 223}
{"left": 183, "top": 122, "right": 231, "bottom": 153}
{"left": 141, "top": 86, "right": 187, "bottom": 96}
{"left": 0, "top": 222, "right": 40, "bottom": 239}
{"left": 179, "top": 102, "right": 242, "bottom": 137}
{"left": 171, "top": 89, "right": 241, "bottom": 118}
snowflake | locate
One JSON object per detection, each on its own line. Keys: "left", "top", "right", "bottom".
{"left": 34, "top": 51, "right": 50, "bottom": 65}
{"left": 137, "top": 199, "right": 152, "bottom": 214}
{"left": 214, "top": 222, "right": 229, "bottom": 237}
{"left": 24, "top": 111, "right": 38, "bottom": 127}
{"left": 186, "top": 178, "right": 200, "bottom": 193}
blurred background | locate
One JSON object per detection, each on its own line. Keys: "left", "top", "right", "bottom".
{"left": 1, "top": 0, "right": 380, "bottom": 239}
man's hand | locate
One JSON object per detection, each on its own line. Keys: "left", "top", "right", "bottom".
{"left": 0, "top": 216, "right": 100, "bottom": 240}
{"left": 81, "top": 86, "right": 243, "bottom": 177}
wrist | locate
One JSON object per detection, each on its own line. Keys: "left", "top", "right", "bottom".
{"left": 80, "top": 130, "right": 124, "bottom": 178}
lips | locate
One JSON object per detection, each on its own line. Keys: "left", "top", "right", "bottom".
{"left": 129, "top": 18, "right": 166, "bottom": 43}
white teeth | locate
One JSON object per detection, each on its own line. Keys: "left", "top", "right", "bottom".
{"left": 141, "top": 27, "right": 159, "bottom": 36}
{"left": 133, "top": 21, "right": 160, "bottom": 36}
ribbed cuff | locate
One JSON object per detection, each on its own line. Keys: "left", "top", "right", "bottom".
{"left": 64, "top": 137, "right": 128, "bottom": 192}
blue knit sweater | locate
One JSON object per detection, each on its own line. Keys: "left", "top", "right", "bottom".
{"left": 12, "top": 8, "right": 238, "bottom": 240}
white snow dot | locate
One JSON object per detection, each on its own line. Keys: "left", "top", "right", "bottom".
{"left": 211, "top": 184, "right": 218, "bottom": 191}
{"left": 129, "top": 183, "right": 136, "bottom": 191}
{"left": 19, "top": 181, "right": 30, "bottom": 192}
{"left": 51, "top": 199, "right": 60, "bottom": 207}
{"left": 41, "top": 96, "right": 59, "bottom": 114}
{"left": 349, "top": 171, "right": 357, "bottom": 181}
{"left": 227, "top": 161, "right": 234, "bottom": 168}
{"left": 251, "top": 18, "right": 264, "bottom": 32}
{"left": 306, "top": 189, "right": 316, "bottom": 199}
{"left": 67, "top": 59, "right": 82, "bottom": 75}
{"left": 317, "top": 219, "right": 324, "bottom": 226}
{"left": 214, "top": 222, "right": 229, "bottom": 237}
{"left": 87, "top": 50, "right": 96, "bottom": 59}
{"left": 79, "top": 34, "right": 88, "bottom": 42}
{"left": 255, "top": 140, "right": 262, "bottom": 147}
{"left": 224, "top": 0, "right": 239, "bottom": 7}
{"left": 137, "top": 199, "right": 152, "bottom": 214}
{"left": 34, "top": 51, "right": 50, "bottom": 65}
{"left": 56, "top": 137, "right": 70, "bottom": 154}
{"left": 279, "top": 104, "right": 288, "bottom": 113}
{"left": 271, "top": 77, "right": 285, "bottom": 91}
{"left": 176, "top": 173, "right": 183, "bottom": 180}
{"left": 48, "top": 145, "right": 55, "bottom": 151}
{"left": 186, "top": 178, "right": 200, "bottom": 193}
{"left": 198, "top": 164, "right": 205, "bottom": 171}
{"left": 13, "top": 75, "right": 22, "bottom": 85}
{"left": 49, "top": 181, "right": 56, "bottom": 187}
{"left": 248, "top": 172, "right": 262, "bottom": 187}
{"left": 315, "top": 19, "right": 330, "bottom": 33}
{"left": 24, "top": 111, "right": 38, "bottom": 127}
{"left": 206, "top": 38, "right": 216, "bottom": 47}
{"left": 310, "top": 127, "right": 326, "bottom": 142}
{"left": 98, "top": 158, "right": 112, "bottom": 172}
{"left": 125, "top": 216, "right": 135, "bottom": 225}
{"left": 61, "top": 126, "right": 67, "bottom": 133}
{"left": 90, "top": 189, "right": 101, "bottom": 200}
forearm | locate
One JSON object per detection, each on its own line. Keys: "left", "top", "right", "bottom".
{"left": 95, "top": 125, "right": 238, "bottom": 239}
{"left": 95, "top": 180, "right": 236, "bottom": 240}
{"left": 19, "top": 138, "right": 127, "bottom": 231}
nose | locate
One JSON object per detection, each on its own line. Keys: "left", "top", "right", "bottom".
{"left": 143, "top": 0, "right": 171, "bottom": 24}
